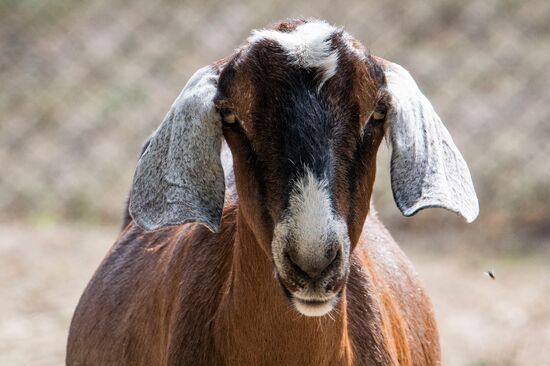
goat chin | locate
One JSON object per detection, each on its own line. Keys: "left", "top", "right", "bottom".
{"left": 292, "top": 296, "right": 338, "bottom": 317}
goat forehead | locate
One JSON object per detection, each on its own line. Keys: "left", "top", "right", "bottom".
{"left": 248, "top": 20, "right": 345, "bottom": 86}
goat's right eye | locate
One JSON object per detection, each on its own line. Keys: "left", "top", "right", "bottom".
{"left": 372, "top": 111, "right": 385, "bottom": 120}
{"left": 220, "top": 108, "right": 237, "bottom": 125}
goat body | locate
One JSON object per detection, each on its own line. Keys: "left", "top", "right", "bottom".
{"left": 67, "top": 204, "right": 439, "bottom": 365}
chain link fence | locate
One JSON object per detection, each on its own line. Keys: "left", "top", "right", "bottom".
{"left": 1, "top": 0, "right": 549, "bottom": 242}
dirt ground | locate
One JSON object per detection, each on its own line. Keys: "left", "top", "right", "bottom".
{"left": 1, "top": 223, "right": 548, "bottom": 365}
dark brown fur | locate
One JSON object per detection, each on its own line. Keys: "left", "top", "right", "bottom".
{"left": 67, "top": 20, "right": 440, "bottom": 366}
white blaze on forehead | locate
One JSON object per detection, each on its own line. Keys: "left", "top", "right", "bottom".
{"left": 248, "top": 21, "right": 339, "bottom": 87}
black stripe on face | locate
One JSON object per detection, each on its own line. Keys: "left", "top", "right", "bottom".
{"left": 220, "top": 38, "right": 372, "bottom": 223}
{"left": 266, "top": 68, "right": 334, "bottom": 206}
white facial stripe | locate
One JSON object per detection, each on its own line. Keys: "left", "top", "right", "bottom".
{"left": 271, "top": 169, "right": 350, "bottom": 317}
{"left": 288, "top": 170, "right": 333, "bottom": 245}
{"left": 282, "top": 170, "right": 350, "bottom": 266}
{"left": 249, "top": 21, "right": 339, "bottom": 87}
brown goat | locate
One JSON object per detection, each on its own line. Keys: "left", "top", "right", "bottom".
{"left": 67, "top": 19, "right": 478, "bottom": 365}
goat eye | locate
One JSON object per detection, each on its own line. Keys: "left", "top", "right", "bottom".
{"left": 371, "top": 104, "right": 388, "bottom": 123}
{"left": 220, "top": 108, "right": 237, "bottom": 124}
{"left": 372, "top": 111, "right": 385, "bottom": 120}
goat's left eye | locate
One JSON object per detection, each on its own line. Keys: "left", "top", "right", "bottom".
{"left": 370, "top": 104, "right": 388, "bottom": 125}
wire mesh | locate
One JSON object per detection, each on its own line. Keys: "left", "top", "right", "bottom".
{"left": 1, "top": 0, "right": 549, "bottom": 234}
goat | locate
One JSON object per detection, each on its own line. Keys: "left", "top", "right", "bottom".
{"left": 67, "top": 19, "right": 478, "bottom": 366}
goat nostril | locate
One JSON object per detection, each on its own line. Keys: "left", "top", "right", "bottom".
{"left": 286, "top": 248, "right": 340, "bottom": 280}
{"left": 326, "top": 246, "right": 338, "bottom": 266}
{"left": 286, "top": 252, "right": 310, "bottom": 278}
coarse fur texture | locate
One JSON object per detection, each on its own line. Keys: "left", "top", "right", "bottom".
{"left": 68, "top": 18, "right": 478, "bottom": 365}
{"left": 129, "top": 66, "right": 225, "bottom": 232}
{"left": 248, "top": 21, "right": 339, "bottom": 87}
{"left": 68, "top": 207, "right": 439, "bottom": 365}
{"left": 382, "top": 61, "right": 479, "bottom": 222}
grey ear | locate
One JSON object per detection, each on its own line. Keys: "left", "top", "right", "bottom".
{"left": 129, "top": 66, "right": 225, "bottom": 232}
{"left": 383, "top": 61, "right": 479, "bottom": 223}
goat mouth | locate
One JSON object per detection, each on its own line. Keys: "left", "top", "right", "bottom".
{"left": 292, "top": 295, "right": 339, "bottom": 317}
{"left": 275, "top": 267, "right": 346, "bottom": 317}
{"left": 275, "top": 271, "right": 346, "bottom": 317}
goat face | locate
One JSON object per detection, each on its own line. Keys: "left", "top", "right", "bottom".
{"left": 216, "top": 21, "right": 386, "bottom": 316}
{"left": 129, "top": 19, "right": 478, "bottom": 317}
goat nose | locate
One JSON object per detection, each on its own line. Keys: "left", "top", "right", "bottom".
{"left": 288, "top": 245, "right": 339, "bottom": 280}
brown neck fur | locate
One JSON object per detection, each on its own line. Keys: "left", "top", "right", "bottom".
{"left": 68, "top": 196, "right": 437, "bottom": 365}
{"left": 214, "top": 205, "right": 354, "bottom": 365}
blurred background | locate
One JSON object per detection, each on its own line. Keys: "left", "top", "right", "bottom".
{"left": 1, "top": 0, "right": 549, "bottom": 364}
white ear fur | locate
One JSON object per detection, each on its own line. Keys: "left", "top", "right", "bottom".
{"left": 384, "top": 62, "right": 479, "bottom": 223}
{"left": 129, "top": 66, "right": 225, "bottom": 232}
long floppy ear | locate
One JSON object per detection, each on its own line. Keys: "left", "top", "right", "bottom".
{"left": 129, "top": 65, "right": 225, "bottom": 232}
{"left": 381, "top": 60, "right": 479, "bottom": 222}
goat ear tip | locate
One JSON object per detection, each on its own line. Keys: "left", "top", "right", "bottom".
{"left": 397, "top": 199, "right": 480, "bottom": 224}
{"left": 132, "top": 218, "right": 223, "bottom": 233}
{"left": 464, "top": 206, "right": 479, "bottom": 224}
{"left": 133, "top": 219, "right": 160, "bottom": 232}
